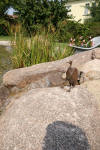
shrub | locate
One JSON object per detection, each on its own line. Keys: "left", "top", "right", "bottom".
{"left": 0, "top": 25, "right": 9, "bottom": 36}
{"left": 55, "top": 20, "right": 92, "bottom": 43}
{"left": 87, "top": 22, "right": 100, "bottom": 37}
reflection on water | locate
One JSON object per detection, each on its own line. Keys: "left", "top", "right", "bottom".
{"left": 0, "top": 45, "right": 12, "bottom": 84}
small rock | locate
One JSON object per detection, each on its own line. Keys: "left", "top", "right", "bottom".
{"left": 63, "top": 85, "right": 70, "bottom": 91}
{"left": 61, "top": 72, "right": 66, "bottom": 79}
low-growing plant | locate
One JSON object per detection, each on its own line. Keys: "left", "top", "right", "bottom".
{"left": 11, "top": 32, "right": 73, "bottom": 68}
{"left": 69, "top": 36, "right": 93, "bottom": 47}
{"left": 55, "top": 20, "right": 92, "bottom": 43}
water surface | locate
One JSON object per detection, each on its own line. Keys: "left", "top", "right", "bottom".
{"left": 0, "top": 45, "right": 12, "bottom": 84}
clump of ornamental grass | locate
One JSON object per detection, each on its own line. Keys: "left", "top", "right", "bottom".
{"left": 11, "top": 32, "right": 73, "bottom": 68}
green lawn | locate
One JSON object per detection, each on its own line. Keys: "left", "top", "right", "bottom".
{"left": 0, "top": 36, "right": 11, "bottom": 41}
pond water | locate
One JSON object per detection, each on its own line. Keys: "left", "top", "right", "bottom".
{"left": 0, "top": 45, "right": 12, "bottom": 84}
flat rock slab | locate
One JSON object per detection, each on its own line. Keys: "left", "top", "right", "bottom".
{"left": 0, "top": 86, "right": 100, "bottom": 150}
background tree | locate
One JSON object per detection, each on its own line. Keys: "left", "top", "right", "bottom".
{"left": 90, "top": 0, "right": 100, "bottom": 22}
{"left": 85, "top": 0, "right": 100, "bottom": 36}
{"left": 13, "top": 0, "right": 69, "bottom": 35}
{"left": 0, "top": 0, "right": 18, "bottom": 35}
{"left": 0, "top": 0, "right": 10, "bottom": 35}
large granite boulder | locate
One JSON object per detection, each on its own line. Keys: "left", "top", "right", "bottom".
{"left": 3, "top": 49, "right": 93, "bottom": 89}
{"left": 0, "top": 48, "right": 100, "bottom": 150}
{"left": 0, "top": 86, "right": 100, "bottom": 150}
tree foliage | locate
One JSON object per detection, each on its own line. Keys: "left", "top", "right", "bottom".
{"left": 0, "top": 0, "right": 70, "bottom": 35}
{"left": 0, "top": 0, "right": 16, "bottom": 35}
{"left": 13, "top": 0, "right": 69, "bottom": 34}
{"left": 90, "top": 0, "right": 100, "bottom": 22}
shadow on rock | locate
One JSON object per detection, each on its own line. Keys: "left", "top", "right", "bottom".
{"left": 42, "top": 121, "right": 91, "bottom": 150}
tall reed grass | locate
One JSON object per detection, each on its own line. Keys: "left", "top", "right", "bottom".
{"left": 11, "top": 33, "right": 73, "bottom": 68}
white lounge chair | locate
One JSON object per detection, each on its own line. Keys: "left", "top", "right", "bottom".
{"left": 69, "top": 36, "right": 100, "bottom": 51}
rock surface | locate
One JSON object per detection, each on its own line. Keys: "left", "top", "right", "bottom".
{"left": 92, "top": 48, "right": 100, "bottom": 59}
{"left": 0, "top": 48, "right": 100, "bottom": 150}
{"left": 82, "top": 80, "right": 100, "bottom": 104}
{"left": 80, "top": 59, "right": 100, "bottom": 81}
{"left": 80, "top": 59, "right": 100, "bottom": 73}
{"left": 0, "top": 86, "right": 100, "bottom": 150}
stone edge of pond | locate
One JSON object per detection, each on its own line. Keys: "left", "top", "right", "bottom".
{"left": 0, "top": 84, "right": 10, "bottom": 115}
{"left": 0, "top": 41, "right": 11, "bottom": 114}
{"left": 0, "top": 41, "right": 11, "bottom": 46}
